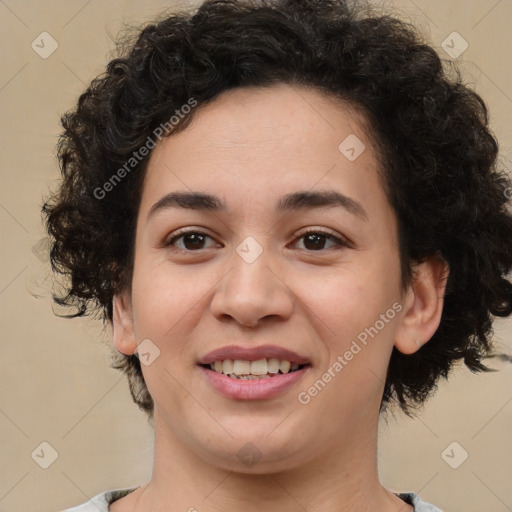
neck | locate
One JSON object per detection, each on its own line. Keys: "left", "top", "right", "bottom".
{"left": 124, "top": 408, "right": 411, "bottom": 512}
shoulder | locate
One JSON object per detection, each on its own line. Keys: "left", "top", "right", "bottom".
{"left": 397, "top": 492, "right": 444, "bottom": 511}
{"left": 63, "top": 488, "right": 440, "bottom": 512}
{"left": 61, "top": 488, "right": 138, "bottom": 512}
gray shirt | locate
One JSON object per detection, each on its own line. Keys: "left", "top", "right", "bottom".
{"left": 63, "top": 487, "right": 443, "bottom": 511}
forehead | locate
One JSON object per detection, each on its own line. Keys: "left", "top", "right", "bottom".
{"left": 159, "top": 84, "right": 373, "bottom": 158}
{"left": 139, "top": 84, "right": 387, "bottom": 222}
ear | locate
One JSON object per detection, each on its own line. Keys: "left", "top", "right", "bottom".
{"left": 112, "top": 288, "right": 138, "bottom": 355}
{"left": 394, "top": 255, "right": 449, "bottom": 355}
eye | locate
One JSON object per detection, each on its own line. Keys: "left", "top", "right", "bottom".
{"left": 292, "top": 229, "right": 349, "bottom": 251}
{"left": 164, "top": 229, "right": 219, "bottom": 251}
{"left": 163, "top": 228, "right": 350, "bottom": 252}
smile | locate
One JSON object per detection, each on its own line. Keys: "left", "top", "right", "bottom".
{"left": 203, "top": 358, "right": 306, "bottom": 379}
{"left": 199, "top": 362, "right": 311, "bottom": 400}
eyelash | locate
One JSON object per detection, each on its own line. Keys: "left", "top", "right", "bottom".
{"left": 163, "top": 228, "right": 350, "bottom": 253}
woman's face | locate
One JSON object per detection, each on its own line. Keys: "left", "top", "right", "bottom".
{"left": 115, "top": 83, "right": 409, "bottom": 472}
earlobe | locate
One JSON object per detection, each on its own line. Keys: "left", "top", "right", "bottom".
{"left": 394, "top": 255, "right": 449, "bottom": 355}
{"left": 112, "top": 289, "right": 138, "bottom": 355}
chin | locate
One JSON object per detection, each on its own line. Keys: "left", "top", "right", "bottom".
{"left": 194, "top": 434, "right": 309, "bottom": 475}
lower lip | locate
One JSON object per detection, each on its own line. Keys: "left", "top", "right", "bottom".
{"left": 199, "top": 365, "right": 310, "bottom": 400}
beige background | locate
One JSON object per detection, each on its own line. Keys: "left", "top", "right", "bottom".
{"left": 0, "top": 1, "right": 511, "bottom": 511}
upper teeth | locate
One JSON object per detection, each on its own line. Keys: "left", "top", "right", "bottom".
{"left": 209, "top": 358, "right": 300, "bottom": 376}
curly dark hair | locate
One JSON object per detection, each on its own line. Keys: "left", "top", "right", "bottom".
{"left": 42, "top": 0, "right": 512, "bottom": 418}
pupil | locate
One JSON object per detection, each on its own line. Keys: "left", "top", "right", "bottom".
{"left": 304, "top": 233, "right": 325, "bottom": 250}
{"left": 184, "top": 233, "right": 204, "bottom": 249}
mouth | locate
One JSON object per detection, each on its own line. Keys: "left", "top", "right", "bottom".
{"left": 197, "top": 344, "right": 312, "bottom": 400}
{"left": 199, "top": 358, "right": 311, "bottom": 380}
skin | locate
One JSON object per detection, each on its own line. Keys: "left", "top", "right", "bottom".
{"left": 111, "top": 83, "right": 448, "bottom": 512}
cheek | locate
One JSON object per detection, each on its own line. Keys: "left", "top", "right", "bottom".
{"left": 301, "top": 262, "right": 393, "bottom": 324}
{"left": 302, "top": 253, "right": 402, "bottom": 358}
{"left": 130, "top": 257, "right": 208, "bottom": 346}
{"left": 129, "top": 267, "right": 206, "bottom": 398}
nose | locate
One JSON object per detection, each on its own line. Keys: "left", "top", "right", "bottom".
{"left": 210, "top": 246, "right": 294, "bottom": 328}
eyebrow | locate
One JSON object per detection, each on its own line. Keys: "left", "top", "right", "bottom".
{"left": 146, "top": 190, "right": 368, "bottom": 221}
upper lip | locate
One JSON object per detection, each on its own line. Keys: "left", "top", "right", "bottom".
{"left": 197, "top": 345, "right": 311, "bottom": 365}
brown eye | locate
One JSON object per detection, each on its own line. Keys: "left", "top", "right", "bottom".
{"left": 293, "top": 230, "right": 349, "bottom": 251}
{"left": 165, "top": 231, "right": 218, "bottom": 251}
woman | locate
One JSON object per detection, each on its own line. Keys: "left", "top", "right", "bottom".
{"left": 43, "top": 0, "right": 512, "bottom": 510}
